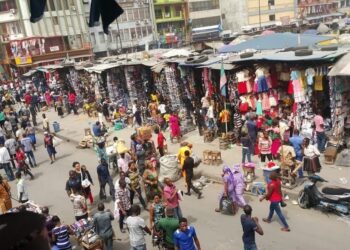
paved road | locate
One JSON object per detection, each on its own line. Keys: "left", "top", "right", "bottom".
{"left": 4, "top": 132, "right": 350, "bottom": 250}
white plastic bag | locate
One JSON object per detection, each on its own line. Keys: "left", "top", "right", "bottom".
{"left": 159, "top": 155, "right": 181, "bottom": 182}
{"left": 52, "top": 136, "right": 63, "bottom": 147}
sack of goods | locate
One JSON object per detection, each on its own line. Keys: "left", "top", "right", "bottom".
{"left": 137, "top": 126, "right": 152, "bottom": 140}
{"left": 192, "top": 154, "right": 202, "bottom": 168}
{"left": 159, "top": 154, "right": 181, "bottom": 182}
{"left": 220, "top": 198, "right": 234, "bottom": 215}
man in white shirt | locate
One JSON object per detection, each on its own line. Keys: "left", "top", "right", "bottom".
{"left": 158, "top": 103, "right": 167, "bottom": 115}
{"left": 4, "top": 135, "right": 17, "bottom": 169}
{"left": 0, "top": 142, "right": 14, "bottom": 181}
{"left": 126, "top": 204, "right": 151, "bottom": 249}
{"left": 16, "top": 172, "right": 29, "bottom": 203}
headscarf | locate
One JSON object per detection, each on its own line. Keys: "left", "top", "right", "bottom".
{"left": 222, "top": 165, "right": 234, "bottom": 185}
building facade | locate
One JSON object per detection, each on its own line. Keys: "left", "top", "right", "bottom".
{"left": 84, "top": 0, "right": 157, "bottom": 56}
{"left": 0, "top": 0, "right": 92, "bottom": 70}
{"left": 220, "top": 0, "right": 296, "bottom": 32}
{"left": 153, "top": 0, "right": 189, "bottom": 47}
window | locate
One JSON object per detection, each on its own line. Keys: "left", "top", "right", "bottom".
{"left": 142, "top": 26, "right": 148, "bottom": 37}
{"left": 269, "top": 14, "right": 275, "bottom": 21}
{"left": 133, "top": 9, "right": 140, "bottom": 20}
{"left": 62, "top": 0, "right": 69, "bottom": 10}
{"left": 137, "top": 27, "right": 142, "bottom": 38}
{"left": 123, "top": 29, "right": 130, "bottom": 41}
{"left": 144, "top": 8, "right": 150, "bottom": 19}
{"left": 147, "top": 26, "right": 152, "bottom": 35}
{"left": 120, "top": 12, "right": 127, "bottom": 22}
{"left": 130, "top": 27, "right": 136, "bottom": 39}
{"left": 52, "top": 17, "right": 59, "bottom": 25}
{"left": 98, "top": 32, "right": 105, "bottom": 43}
{"left": 164, "top": 6, "right": 170, "bottom": 18}
{"left": 192, "top": 16, "right": 220, "bottom": 28}
{"left": 268, "top": 0, "right": 275, "bottom": 6}
{"left": 127, "top": 9, "right": 134, "bottom": 21}
{"left": 48, "top": 0, "right": 56, "bottom": 11}
{"left": 55, "top": 0, "right": 62, "bottom": 10}
{"left": 139, "top": 8, "right": 145, "bottom": 20}
{"left": 90, "top": 33, "right": 96, "bottom": 45}
{"left": 174, "top": 6, "right": 182, "bottom": 17}
{"left": 155, "top": 8, "right": 162, "bottom": 19}
{"left": 189, "top": 0, "right": 220, "bottom": 12}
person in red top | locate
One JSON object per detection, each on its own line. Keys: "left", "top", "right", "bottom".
{"left": 24, "top": 93, "right": 32, "bottom": 105}
{"left": 15, "top": 146, "right": 34, "bottom": 179}
{"left": 154, "top": 127, "right": 166, "bottom": 157}
{"left": 259, "top": 172, "right": 290, "bottom": 232}
{"left": 68, "top": 91, "right": 78, "bottom": 115}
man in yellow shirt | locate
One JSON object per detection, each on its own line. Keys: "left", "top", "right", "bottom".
{"left": 177, "top": 142, "right": 192, "bottom": 179}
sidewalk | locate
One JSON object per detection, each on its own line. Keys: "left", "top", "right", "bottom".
{"left": 39, "top": 108, "right": 350, "bottom": 201}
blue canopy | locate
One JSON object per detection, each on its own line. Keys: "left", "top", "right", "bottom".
{"left": 218, "top": 32, "right": 331, "bottom": 53}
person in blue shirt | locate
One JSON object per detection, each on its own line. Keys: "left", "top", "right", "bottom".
{"left": 97, "top": 158, "right": 115, "bottom": 201}
{"left": 173, "top": 217, "right": 201, "bottom": 250}
{"left": 241, "top": 205, "right": 264, "bottom": 250}
{"left": 92, "top": 121, "right": 102, "bottom": 137}
{"left": 289, "top": 129, "right": 304, "bottom": 177}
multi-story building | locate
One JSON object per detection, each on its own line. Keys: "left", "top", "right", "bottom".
{"left": 188, "top": 0, "right": 222, "bottom": 42}
{"left": 0, "top": 0, "right": 92, "bottom": 71}
{"left": 298, "top": 0, "right": 344, "bottom": 25}
{"left": 220, "top": 0, "right": 296, "bottom": 32}
{"left": 153, "top": 0, "right": 189, "bottom": 47}
{"left": 83, "top": 0, "right": 157, "bottom": 56}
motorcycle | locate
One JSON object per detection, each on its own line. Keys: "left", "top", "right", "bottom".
{"left": 298, "top": 175, "right": 350, "bottom": 215}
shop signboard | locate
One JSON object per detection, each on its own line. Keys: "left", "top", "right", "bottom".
{"left": 15, "top": 56, "right": 32, "bottom": 65}
{"left": 49, "top": 46, "right": 60, "bottom": 52}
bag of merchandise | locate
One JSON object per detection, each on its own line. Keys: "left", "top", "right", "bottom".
{"left": 159, "top": 155, "right": 181, "bottom": 182}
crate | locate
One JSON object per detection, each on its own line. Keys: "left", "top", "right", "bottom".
{"left": 324, "top": 146, "right": 337, "bottom": 165}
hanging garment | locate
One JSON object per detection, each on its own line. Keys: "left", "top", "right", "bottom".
{"left": 293, "top": 79, "right": 306, "bottom": 103}
{"left": 287, "top": 80, "right": 294, "bottom": 95}
{"left": 253, "top": 80, "right": 258, "bottom": 93}
{"left": 257, "top": 76, "right": 269, "bottom": 92}
{"left": 265, "top": 75, "right": 272, "bottom": 89}
{"left": 270, "top": 72, "right": 278, "bottom": 88}
{"left": 246, "top": 80, "right": 253, "bottom": 93}
{"left": 256, "top": 99, "right": 263, "bottom": 115}
{"left": 237, "top": 82, "right": 248, "bottom": 95}
{"left": 314, "top": 75, "right": 323, "bottom": 91}
{"left": 262, "top": 93, "right": 270, "bottom": 111}
{"left": 305, "top": 68, "right": 315, "bottom": 85}
{"left": 249, "top": 95, "right": 257, "bottom": 110}
{"left": 269, "top": 95, "right": 277, "bottom": 107}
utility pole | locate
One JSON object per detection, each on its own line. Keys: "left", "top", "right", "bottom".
{"left": 258, "top": 0, "right": 262, "bottom": 29}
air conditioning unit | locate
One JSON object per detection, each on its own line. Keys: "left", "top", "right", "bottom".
{"left": 10, "top": 9, "right": 16, "bottom": 14}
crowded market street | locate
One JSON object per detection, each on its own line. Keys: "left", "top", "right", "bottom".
{"left": 4, "top": 109, "right": 350, "bottom": 250}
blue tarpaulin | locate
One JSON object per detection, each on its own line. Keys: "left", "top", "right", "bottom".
{"left": 218, "top": 32, "right": 332, "bottom": 53}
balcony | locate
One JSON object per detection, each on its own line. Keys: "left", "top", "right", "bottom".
{"left": 0, "top": 8, "right": 19, "bottom": 23}
{"left": 154, "top": 0, "right": 185, "bottom": 6}
{"left": 298, "top": 0, "right": 338, "bottom": 7}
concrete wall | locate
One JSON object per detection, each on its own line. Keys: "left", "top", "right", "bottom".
{"left": 220, "top": 0, "right": 248, "bottom": 32}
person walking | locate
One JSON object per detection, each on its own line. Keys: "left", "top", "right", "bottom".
{"left": 70, "top": 188, "right": 88, "bottom": 221}
{"left": 0, "top": 142, "right": 14, "bottom": 181}
{"left": 173, "top": 217, "right": 201, "bottom": 250}
{"left": 0, "top": 174, "right": 12, "bottom": 213}
{"left": 215, "top": 166, "right": 237, "bottom": 214}
{"left": 116, "top": 180, "right": 131, "bottom": 233}
{"left": 42, "top": 113, "right": 50, "bottom": 133}
{"left": 14, "top": 146, "right": 34, "bottom": 180}
{"left": 289, "top": 129, "right": 304, "bottom": 178}
{"left": 65, "top": 170, "right": 82, "bottom": 196}
{"left": 155, "top": 127, "right": 166, "bottom": 157}
{"left": 313, "top": 109, "right": 326, "bottom": 153}
{"left": 233, "top": 164, "right": 247, "bottom": 208}
{"left": 241, "top": 205, "right": 264, "bottom": 250}
{"left": 183, "top": 150, "right": 202, "bottom": 199}
{"left": 44, "top": 132, "right": 56, "bottom": 164}
{"left": 5, "top": 134, "right": 17, "bottom": 169}
{"left": 81, "top": 164, "right": 94, "bottom": 204}
{"left": 163, "top": 178, "right": 182, "bottom": 219}
{"left": 169, "top": 111, "right": 181, "bottom": 143}
{"left": 97, "top": 158, "right": 115, "bottom": 200}
{"left": 15, "top": 171, "right": 29, "bottom": 203}
{"left": 127, "top": 161, "right": 147, "bottom": 210}
{"left": 260, "top": 172, "right": 290, "bottom": 232}
{"left": 241, "top": 131, "right": 252, "bottom": 164}
{"left": 20, "top": 133, "right": 37, "bottom": 167}
{"left": 156, "top": 207, "right": 180, "bottom": 250}
{"left": 51, "top": 216, "right": 73, "bottom": 250}
{"left": 93, "top": 202, "right": 114, "bottom": 250}
{"left": 125, "top": 204, "right": 152, "bottom": 250}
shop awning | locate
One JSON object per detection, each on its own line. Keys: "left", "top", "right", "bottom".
{"left": 197, "top": 63, "right": 234, "bottom": 70}
{"left": 84, "top": 63, "right": 120, "bottom": 73}
{"left": 218, "top": 33, "right": 332, "bottom": 53}
{"left": 328, "top": 53, "right": 350, "bottom": 76}
{"left": 22, "top": 69, "right": 38, "bottom": 77}
{"left": 141, "top": 60, "right": 159, "bottom": 67}
{"left": 179, "top": 56, "right": 221, "bottom": 67}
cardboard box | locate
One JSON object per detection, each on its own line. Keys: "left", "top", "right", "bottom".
{"left": 137, "top": 126, "right": 152, "bottom": 140}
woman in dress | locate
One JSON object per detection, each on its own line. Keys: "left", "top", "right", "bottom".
{"left": 149, "top": 194, "right": 165, "bottom": 230}
{"left": 169, "top": 111, "right": 181, "bottom": 143}
{"left": 73, "top": 162, "right": 94, "bottom": 205}
{"left": 233, "top": 164, "right": 246, "bottom": 209}
{"left": 143, "top": 160, "right": 161, "bottom": 202}
{"left": 215, "top": 165, "right": 237, "bottom": 214}
{"left": 0, "top": 174, "right": 12, "bottom": 213}
{"left": 302, "top": 137, "right": 321, "bottom": 175}
{"left": 44, "top": 132, "right": 56, "bottom": 164}
{"left": 270, "top": 120, "right": 281, "bottom": 159}
{"left": 258, "top": 131, "right": 273, "bottom": 164}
